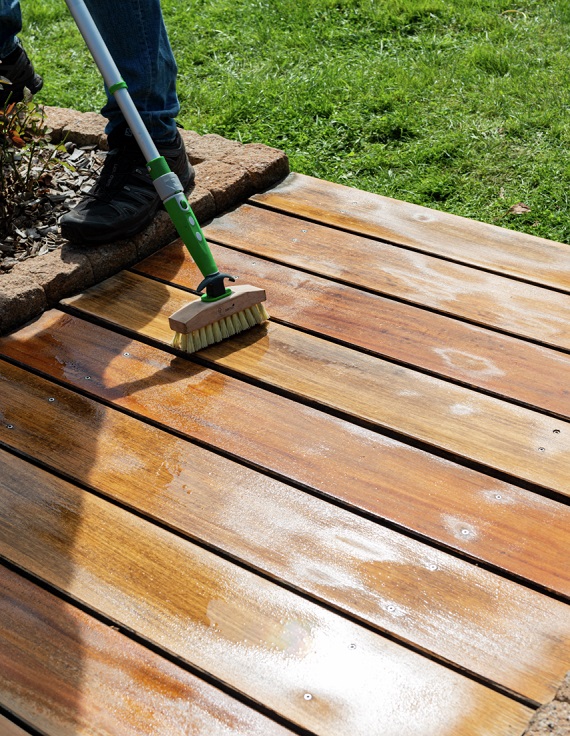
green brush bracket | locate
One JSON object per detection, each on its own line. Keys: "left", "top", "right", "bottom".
{"left": 148, "top": 156, "right": 235, "bottom": 301}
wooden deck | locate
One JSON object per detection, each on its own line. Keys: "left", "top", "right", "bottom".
{"left": 1, "top": 172, "right": 570, "bottom": 735}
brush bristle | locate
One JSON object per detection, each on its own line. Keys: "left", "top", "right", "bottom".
{"left": 172, "top": 302, "right": 269, "bottom": 353}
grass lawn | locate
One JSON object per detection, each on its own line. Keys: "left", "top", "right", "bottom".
{"left": 20, "top": 0, "right": 570, "bottom": 243}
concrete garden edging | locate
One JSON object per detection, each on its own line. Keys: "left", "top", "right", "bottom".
{"left": 523, "top": 673, "right": 570, "bottom": 736}
{"left": 0, "top": 106, "right": 289, "bottom": 335}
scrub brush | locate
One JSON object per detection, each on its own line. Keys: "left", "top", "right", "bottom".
{"left": 66, "top": 0, "right": 269, "bottom": 354}
{"left": 170, "top": 284, "right": 269, "bottom": 353}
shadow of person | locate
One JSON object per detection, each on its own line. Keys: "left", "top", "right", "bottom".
{"left": 0, "top": 240, "right": 228, "bottom": 733}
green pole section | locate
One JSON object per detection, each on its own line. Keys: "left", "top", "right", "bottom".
{"left": 148, "top": 156, "right": 219, "bottom": 278}
{"left": 163, "top": 195, "right": 219, "bottom": 277}
{"left": 108, "top": 79, "right": 128, "bottom": 95}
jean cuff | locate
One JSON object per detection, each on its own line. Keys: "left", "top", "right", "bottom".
{"left": 0, "top": 38, "right": 20, "bottom": 60}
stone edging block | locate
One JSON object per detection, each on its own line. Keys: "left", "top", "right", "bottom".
{"left": 0, "top": 273, "right": 47, "bottom": 335}
{"left": 193, "top": 160, "right": 254, "bottom": 214}
{"left": 0, "top": 106, "right": 289, "bottom": 336}
{"left": 222, "top": 143, "right": 290, "bottom": 190}
{"left": 180, "top": 130, "right": 243, "bottom": 164}
{"left": 523, "top": 672, "right": 570, "bottom": 736}
{"left": 46, "top": 106, "right": 108, "bottom": 149}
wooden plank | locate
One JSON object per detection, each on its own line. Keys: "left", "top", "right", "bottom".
{"left": 1, "top": 363, "right": 569, "bottom": 702}
{"left": 0, "top": 450, "right": 533, "bottom": 735}
{"left": 0, "top": 714, "right": 30, "bottom": 736}
{"left": 1, "top": 313, "right": 569, "bottom": 597}
{"left": 59, "top": 274, "right": 570, "bottom": 495}
{"left": 250, "top": 173, "right": 570, "bottom": 292}
{"left": 201, "top": 203, "right": 570, "bottom": 351}
{"left": 0, "top": 564, "right": 292, "bottom": 736}
{"left": 135, "top": 240, "right": 570, "bottom": 420}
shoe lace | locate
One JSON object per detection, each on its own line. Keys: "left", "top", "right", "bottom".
{"left": 83, "top": 144, "right": 149, "bottom": 204}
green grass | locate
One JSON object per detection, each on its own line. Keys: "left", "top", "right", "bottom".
{"left": 20, "top": 0, "right": 570, "bottom": 242}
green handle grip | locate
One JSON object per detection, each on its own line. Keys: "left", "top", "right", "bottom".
{"left": 147, "top": 155, "right": 219, "bottom": 279}
{"left": 163, "top": 193, "right": 218, "bottom": 277}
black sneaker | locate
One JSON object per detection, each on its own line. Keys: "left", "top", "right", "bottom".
{"left": 60, "top": 126, "right": 195, "bottom": 245}
{"left": 0, "top": 44, "right": 43, "bottom": 106}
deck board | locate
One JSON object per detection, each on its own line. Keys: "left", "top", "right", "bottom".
{"left": 0, "top": 564, "right": 292, "bottom": 736}
{"left": 251, "top": 172, "right": 570, "bottom": 292}
{"left": 1, "top": 173, "right": 570, "bottom": 734}
{"left": 0, "top": 714, "right": 30, "bottom": 736}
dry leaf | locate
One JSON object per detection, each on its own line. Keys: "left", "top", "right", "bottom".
{"left": 507, "top": 202, "right": 531, "bottom": 214}
{"left": 8, "top": 129, "right": 25, "bottom": 147}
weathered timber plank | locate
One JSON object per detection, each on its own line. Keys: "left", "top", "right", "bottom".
{"left": 0, "top": 714, "right": 30, "bottom": 736}
{"left": 134, "top": 240, "right": 570, "bottom": 419}
{"left": 1, "top": 315, "right": 569, "bottom": 591}
{"left": 0, "top": 564, "right": 292, "bottom": 736}
{"left": 60, "top": 274, "right": 570, "bottom": 495}
{"left": 1, "top": 362, "right": 569, "bottom": 702}
{"left": 250, "top": 173, "right": 570, "bottom": 293}
{"left": 201, "top": 203, "right": 570, "bottom": 351}
{"left": 0, "top": 451, "right": 532, "bottom": 736}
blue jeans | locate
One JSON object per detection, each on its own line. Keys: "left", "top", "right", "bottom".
{"left": 0, "top": 0, "right": 179, "bottom": 143}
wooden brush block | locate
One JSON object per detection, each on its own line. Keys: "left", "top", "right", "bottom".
{"left": 169, "top": 284, "right": 267, "bottom": 334}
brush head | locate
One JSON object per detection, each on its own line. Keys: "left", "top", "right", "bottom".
{"left": 170, "top": 284, "right": 268, "bottom": 353}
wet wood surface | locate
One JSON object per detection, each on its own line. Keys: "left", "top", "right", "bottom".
{"left": 60, "top": 272, "right": 570, "bottom": 495}
{"left": 0, "top": 714, "right": 30, "bottom": 736}
{"left": 2, "top": 355, "right": 569, "bottom": 604}
{"left": 0, "top": 450, "right": 532, "bottom": 736}
{"left": 251, "top": 172, "right": 570, "bottom": 292}
{"left": 1, "top": 179, "right": 569, "bottom": 735}
{"left": 1, "top": 362, "right": 569, "bottom": 703}
{"left": 0, "top": 564, "right": 291, "bottom": 736}
{"left": 135, "top": 241, "right": 570, "bottom": 419}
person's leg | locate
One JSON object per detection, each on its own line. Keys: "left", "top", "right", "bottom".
{"left": 0, "top": 0, "right": 43, "bottom": 104}
{"left": 0, "top": 0, "right": 22, "bottom": 58}
{"left": 84, "top": 0, "right": 179, "bottom": 143}
{"left": 61, "top": 0, "right": 193, "bottom": 244}
{"left": 61, "top": 0, "right": 192, "bottom": 244}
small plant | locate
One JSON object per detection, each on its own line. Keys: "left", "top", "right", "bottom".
{"left": 0, "top": 95, "right": 68, "bottom": 240}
